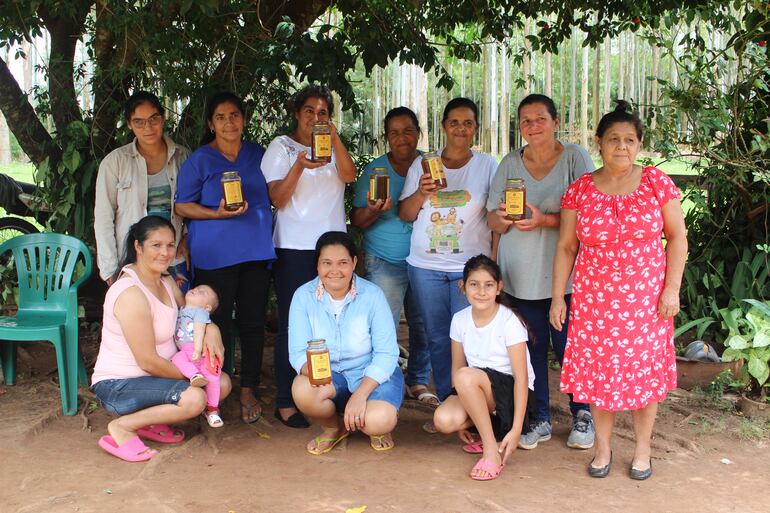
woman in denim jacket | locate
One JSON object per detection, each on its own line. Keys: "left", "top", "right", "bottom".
{"left": 289, "top": 231, "right": 405, "bottom": 455}
{"left": 94, "top": 91, "right": 189, "bottom": 285}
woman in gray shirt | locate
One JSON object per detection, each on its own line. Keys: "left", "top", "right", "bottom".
{"left": 487, "top": 94, "right": 595, "bottom": 451}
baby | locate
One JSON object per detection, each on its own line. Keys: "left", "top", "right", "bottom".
{"left": 171, "top": 284, "right": 224, "bottom": 428}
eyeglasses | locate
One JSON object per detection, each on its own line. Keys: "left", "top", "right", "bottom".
{"left": 387, "top": 128, "right": 419, "bottom": 139}
{"left": 131, "top": 113, "right": 163, "bottom": 129}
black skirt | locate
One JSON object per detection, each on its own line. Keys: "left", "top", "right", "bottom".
{"left": 451, "top": 367, "right": 531, "bottom": 441}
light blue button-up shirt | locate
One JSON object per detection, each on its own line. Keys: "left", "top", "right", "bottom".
{"left": 288, "top": 276, "right": 399, "bottom": 389}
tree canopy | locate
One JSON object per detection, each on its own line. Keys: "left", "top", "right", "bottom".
{"left": 0, "top": 0, "right": 754, "bottom": 238}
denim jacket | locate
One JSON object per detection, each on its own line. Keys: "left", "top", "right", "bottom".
{"left": 288, "top": 276, "right": 399, "bottom": 389}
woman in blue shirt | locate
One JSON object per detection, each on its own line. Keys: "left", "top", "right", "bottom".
{"left": 289, "top": 231, "right": 404, "bottom": 454}
{"left": 175, "top": 92, "right": 275, "bottom": 424}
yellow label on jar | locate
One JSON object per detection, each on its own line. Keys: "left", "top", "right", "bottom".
{"left": 505, "top": 190, "right": 525, "bottom": 215}
{"left": 223, "top": 181, "right": 243, "bottom": 204}
{"left": 426, "top": 158, "right": 444, "bottom": 181}
{"left": 310, "top": 352, "right": 331, "bottom": 379}
{"left": 314, "top": 134, "right": 332, "bottom": 157}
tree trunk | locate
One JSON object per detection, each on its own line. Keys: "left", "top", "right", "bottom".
{"left": 603, "top": 37, "right": 611, "bottom": 113}
{"left": 500, "top": 43, "right": 510, "bottom": 156}
{"left": 569, "top": 25, "right": 578, "bottom": 135}
{"left": 618, "top": 32, "right": 625, "bottom": 100}
{"left": 544, "top": 51, "right": 552, "bottom": 98}
{"left": 0, "top": 49, "right": 11, "bottom": 165}
{"left": 523, "top": 19, "right": 531, "bottom": 96}
{"left": 592, "top": 40, "right": 601, "bottom": 132}
{"left": 650, "top": 44, "right": 660, "bottom": 132}
{"left": 416, "top": 64, "right": 428, "bottom": 152}
{"left": 580, "top": 43, "right": 589, "bottom": 148}
{"left": 629, "top": 35, "right": 637, "bottom": 102}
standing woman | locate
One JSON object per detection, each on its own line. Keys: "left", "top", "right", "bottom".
{"left": 550, "top": 101, "right": 687, "bottom": 479}
{"left": 350, "top": 107, "right": 434, "bottom": 405}
{"left": 95, "top": 91, "right": 190, "bottom": 285}
{"left": 262, "top": 84, "right": 357, "bottom": 427}
{"left": 398, "top": 97, "right": 497, "bottom": 403}
{"left": 175, "top": 92, "right": 275, "bottom": 424}
{"left": 487, "top": 94, "right": 596, "bottom": 451}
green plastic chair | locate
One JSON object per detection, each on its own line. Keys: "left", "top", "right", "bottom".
{"left": 0, "top": 233, "right": 92, "bottom": 415}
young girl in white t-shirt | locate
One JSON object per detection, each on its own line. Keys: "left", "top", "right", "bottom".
{"left": 433, "top": 254, "right": 534, "bottom": 481}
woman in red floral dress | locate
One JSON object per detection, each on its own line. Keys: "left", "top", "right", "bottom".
{"left": 549, "top": 101, "right": 687, "bottom": 480}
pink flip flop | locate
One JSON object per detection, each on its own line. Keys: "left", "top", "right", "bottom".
{"left": 462, "top": 441, "right": 484, "bottom": 454}
{"left": 470, "top": 458, "right": 504, "bottom": 481}
{"left": 98, "top": 435, "right": 158, "bottom": 462}
{"left": 137, "top": 424, "right": 185, "bottom": 443}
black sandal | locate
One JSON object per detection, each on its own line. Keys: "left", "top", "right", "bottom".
{"left": 274, "top": 408, "right": 310, "bottom": 429}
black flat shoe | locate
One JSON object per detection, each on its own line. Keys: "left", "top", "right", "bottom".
{"left": 588, "top": 452, "right": 612, "bottom": 478}
{"left": 630, "top": 459, "right": 653, "bottom": 480}
{"left": 274, "top": 408, "right": 310, "bottom": 429}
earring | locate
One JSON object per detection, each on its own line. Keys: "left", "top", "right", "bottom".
{"left": 211, "top": 129, "right": 214, "bottom": 134}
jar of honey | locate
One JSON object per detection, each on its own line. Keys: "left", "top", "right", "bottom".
{"left": 504, "top": 178, "right": 526, "bottom": 221}
{"left": 421, "top": 151, "right": 447, "bottom": 190}
{"left": 221, "top": 171, "right": 244, "bottom": 211}
{"left": 311, "top": 122, "right": 332, "bottom": 163}
{"left": 306, "top": 339, "right": 332, "bottom": 386}
{"left": 369, "top": 167, "right": 390, "bottom": 204}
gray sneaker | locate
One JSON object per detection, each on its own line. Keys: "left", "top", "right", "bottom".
{"left": 567, "top": 410, "right": 595, "bottom": 449}
{"left": 517, "top": 420, "right": 552, "bottom": 450}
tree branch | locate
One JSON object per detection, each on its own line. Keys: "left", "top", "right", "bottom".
{"left": 0, "top": 57, "right": 54, "bottom": 166}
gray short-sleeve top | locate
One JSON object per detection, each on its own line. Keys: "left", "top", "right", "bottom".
{"left": 486, "top": 142, "right": 595, "bottom": 300}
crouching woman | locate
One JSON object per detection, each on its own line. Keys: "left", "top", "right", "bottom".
{"left": 289, "top": 231, "right": 405, "bottom": 454}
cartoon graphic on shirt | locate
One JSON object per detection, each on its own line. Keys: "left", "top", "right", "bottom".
{"left": 426, "top": 189, "right": 470, "bottom": 254}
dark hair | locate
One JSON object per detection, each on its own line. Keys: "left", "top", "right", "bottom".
{"left": 596, "top": 100, "right": 643, "bottom": 140}
{"left": 124, "top": 91, "right": 165, "bottom": 122}
{"left": 383, "top": 106, "right": 420, "bottom": 138}
{"left": 113, "top": 216, "right": 176, "bottom": 282}
{"left": 442, "top": 97, "right": 479, "bottom": 125}
{"left": 315, "top": 231, "right": 358, "bottom": 267}
{"left": 291, "top": 84, "right": 335, "bottom": 118}
{"left": 517, "top": 94, "right": 558, "bottom": 120}
{"left": 199, "top": 91, "right": 246, "bottom": 146}
{"left": 461, "top": 254, "right": 533, "bottom": 341}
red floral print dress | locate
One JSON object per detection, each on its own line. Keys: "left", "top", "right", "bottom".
{"left": 559, "top": 167, "right": 682, "bottom": 411}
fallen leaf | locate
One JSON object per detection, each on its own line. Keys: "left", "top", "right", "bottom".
{"left": 346, "top": 507, "right": 367, "bottom": 513}
{"left": 720, "top": 458, "right": 733, "bottom": 465}
{"left": 103, "top": 489, "right": 112, "bottom": 494}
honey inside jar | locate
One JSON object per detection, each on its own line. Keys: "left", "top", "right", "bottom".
{"left": 421, "top": 151, "right": 447, "bottom": 190}
{"left": 311, "top": 122, "right": 332, "bottom": 163}
{"left": 306, "top": 339, "right": 332, "bottom": 386}
{"left": 369, "top": 168, "right": 390, "bottom": 203}
{"left": 504, "top": 178, "right": 526, "bottom": 221}
{"left": 221, "top": 171, "right": 244, "bottom": 211}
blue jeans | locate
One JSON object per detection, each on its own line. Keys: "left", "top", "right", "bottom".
{"left": 507, "top": 294, "right": 588, "bottom": 422}
{"left": 330, "top": 367, "right": 405, "bottom": 412}
{"left": 364, "top": 254, "right": 430, "bottom": 386}
{"left": 407, "top": 265, "right": 469, "bottom": 401}
{"left": 92, "top": 377, "right": 189, "bottom": 416}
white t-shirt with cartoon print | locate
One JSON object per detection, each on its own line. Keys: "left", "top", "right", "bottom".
{"left": 400, "top": 150, "right": 497, "bottom": 272}
{"left": 261, "top": 135, "right": 345, "bottom": 250}
{"left": 450, "top": 304, "right": 535, "bottom": 390}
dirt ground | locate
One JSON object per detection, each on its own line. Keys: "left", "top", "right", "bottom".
{"left": 2, "top": 327, "right": 769, "bottom": 513}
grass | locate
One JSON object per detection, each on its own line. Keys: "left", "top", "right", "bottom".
{"left": 0, "top": 161, "right": 35, "bottom": 183}
{"left": 0, "top": 162, "right": 43, "bottom": 229}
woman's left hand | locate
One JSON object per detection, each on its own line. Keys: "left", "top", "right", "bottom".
{"left": 176, "top": 234, "right": 190, "bottom": 271}
{"left": 498, "top": 430, "right": 519, "bottom": 465}
{"left": 513, "top": 202, "right": 544, "bottom": 231}
{"left": 343, "top": 391, "right": 367, "bottom": 432}
{"left": 202, "top": 325, "right": 225, "bottom": 364}
{"left": 658, "top": 286, "right": 680, "bottom": 319}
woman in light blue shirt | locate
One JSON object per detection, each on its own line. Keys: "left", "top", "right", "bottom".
{"left": 289, "top": 231, "right": 404, "bottom": 455}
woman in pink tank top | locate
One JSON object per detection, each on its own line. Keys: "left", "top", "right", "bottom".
{"left": 91, "top": 216, "right": 231, "bottom": 462}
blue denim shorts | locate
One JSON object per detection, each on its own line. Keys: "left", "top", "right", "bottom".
{"left": 91, "top": 376, "right": 190, "bottom": 416}
{"left": 331, "top": 367, "right": 405, "bottom": 412}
